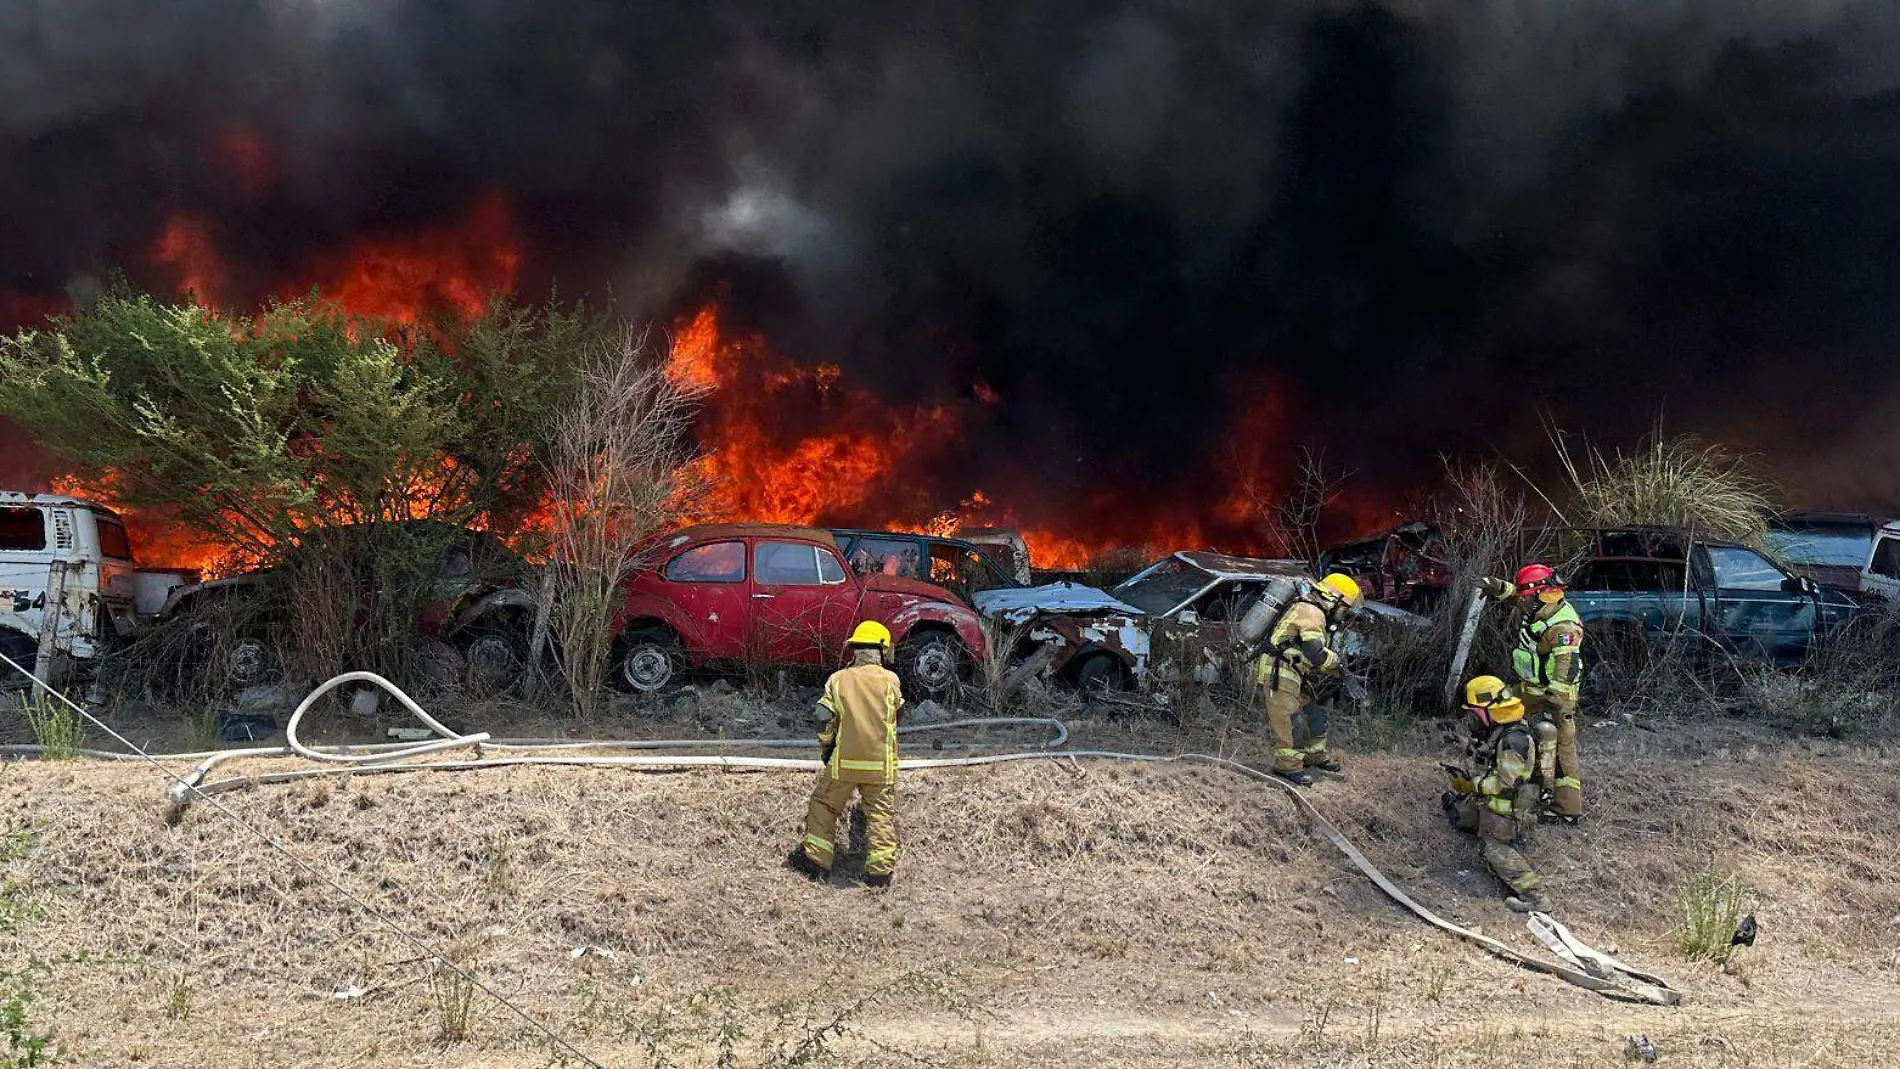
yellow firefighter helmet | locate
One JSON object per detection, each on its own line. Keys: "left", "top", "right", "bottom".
{"left": 1464, "top": 674, "right": 1526, "bottom": 723}
{"left": 1317, "top": 572, "right": 1365, "bottom": 608}
{"left": 847, "top": 620, "right": 894, "bottom": 650}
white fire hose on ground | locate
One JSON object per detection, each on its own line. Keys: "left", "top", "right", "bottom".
{"left": 1, "top": 663, "right": 1677, "bottom": 1006}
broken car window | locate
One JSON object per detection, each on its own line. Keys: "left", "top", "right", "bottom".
{"left": 665, "top": 541, "right": 746, "bottom": 583}
{"left": 1873, "top": 537, "right": 1900, "bottom": 580}
{"left": 1113, "top": 558, "right": 1217, "bottom": 616}
{"left": 817, "top": 547, "right": 846, "bottom": 584}
{"left": 1571, "top": 560, "right": 1686, "bottom": 592}
{"left": 1707, "top": 547, "right": 1789, "bottom": 593}
{"left": 755, "top": 540, "right": 824, "bottom": 585}
{"left": 0, "top": 507, "right": 46, "bottom": 551}
{"left": 94, "top": 517, "right": 133, "bottom": 561}
{"left": 846, "top": 537, "right": 920, "bottom": 579}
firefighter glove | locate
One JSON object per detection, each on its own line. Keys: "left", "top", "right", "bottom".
{"left": 1478, "top": 577, "right": 1515, "bottom": 600}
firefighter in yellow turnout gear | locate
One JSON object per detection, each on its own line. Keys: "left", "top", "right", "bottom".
{"left": 1255, "top": 573, "right": 1363, "bottom": 787}
{"left": 1444, "top": 676, "right": 1557, "bottom": 912}
{"left": 1481, "top": 564, "right": 1586, "bottom": 822}
{"left": 786, "top": 621, "right": 905, "bottom": 888}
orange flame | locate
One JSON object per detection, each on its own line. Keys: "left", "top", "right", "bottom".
{"left": 153, "top": 213, "right": 229, "bottom": 306}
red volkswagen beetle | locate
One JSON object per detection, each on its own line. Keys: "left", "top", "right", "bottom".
{"left": 609, "top": 524, "right": 984, "bottom": 698}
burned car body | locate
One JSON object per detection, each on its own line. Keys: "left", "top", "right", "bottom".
{"left": 975, "top": 550, "right": 1424, "bottom": 692}
{"left": 1317, "top": 520, "right": 1452, "bottom": 612}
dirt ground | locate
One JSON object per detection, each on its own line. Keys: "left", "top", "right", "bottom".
{"left": 2, "top": 690, "right": 1899, "bottom": 1068}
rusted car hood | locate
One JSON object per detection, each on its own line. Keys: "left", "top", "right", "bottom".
{"left": 973, "top": 582, "right": 1144, "bottom": 623}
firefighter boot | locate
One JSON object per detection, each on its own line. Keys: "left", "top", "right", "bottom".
{"left": 1506, "top": 889, "right": 1548, "bottom": 913}
{"left": 784, "top": 847, "right": 826, "bottom": 882}
{"left": 1275, "top": 768, "right": 1316, "bottom": 788}
{"left": 861, "top": 872, "right": 892, "bottom": 890}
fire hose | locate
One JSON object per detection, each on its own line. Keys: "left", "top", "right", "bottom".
{"left": 2, "top": 664, "right": 1677, "bottom": 1005}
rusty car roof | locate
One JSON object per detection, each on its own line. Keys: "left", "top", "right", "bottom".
{"left": 661, "top": 523, "right": 842, "bottom": 548}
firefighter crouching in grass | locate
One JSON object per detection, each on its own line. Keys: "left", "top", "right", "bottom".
{"left": 1256, "top": 573, "right": 1363, "bottom": 787}
{"left": 786, "top": 621, "right": 904, "bottom": 888}
{"left": 1443, "top": 675, "right": 1557, "bottom": 913}
{"left": 1481, "top": 563, "right": 1586, "bottom": 823}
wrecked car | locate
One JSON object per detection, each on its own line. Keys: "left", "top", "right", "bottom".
{"left": 1763, "top": 511, "right": 1886, "bottom": 595}
{"left": 1557, "top": 527, "right": 1859, "bottom": 665}
{"left": 975, "top": 550, "right": 1424, "bottom": 693}
{"left": 159, "top": 521, "right": 537, "bottom": 690}
{"left": 830, "top": 527, "right": 1023, "bottom": 606}
{"left": 0, "top": 491, "right": 194, "bottom": 687}
{"left": 612, "top": 524, "right": 985, "bottom": 699}
{"left": 1317, "top": 520, "right": 1452, "bottom": 613}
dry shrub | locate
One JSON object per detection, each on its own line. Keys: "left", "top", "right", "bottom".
{"left": 1553, "top": 425, "right": 1777, "bottom": 543}
{"left": 1255, "top": 446, "right": 1353, "bottom": 565}
{"left": 1746, "top": 604, "right": 1900, "bottom": 735}
{"left": 1355, "top": 460, "right": 1533, "bottom": 726}
{"left": 533, "top": 328, "right": 700, "bottom": 717}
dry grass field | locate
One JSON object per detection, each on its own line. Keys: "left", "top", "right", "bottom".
{"left": 0, "top": 702, "right": 1896, "bottom": 1068}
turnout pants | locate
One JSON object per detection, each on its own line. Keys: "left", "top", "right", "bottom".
{"left": 802, "top": 772, "right": 899, "bottom": 876}
{"left": 1526, "top": 690, "right": 1582, "bottom": 817}
{"left": 1263, "top": 672, "right": 1331, "bottom": 774}
{"left": 1452, "top": 789, "right": 1542, "bottom": 897}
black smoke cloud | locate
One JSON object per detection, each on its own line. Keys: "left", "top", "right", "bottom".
{"left": 6, "top": 1, "right": 1900, "bottom": 526}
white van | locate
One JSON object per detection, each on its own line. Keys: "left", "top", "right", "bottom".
{"left": 0, "top": 492, "right": 190, "bottom": 685}
{"left": 1863, "top": 521, "right": 1900, "bottom": 604}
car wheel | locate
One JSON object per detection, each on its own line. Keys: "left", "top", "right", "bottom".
{"left": 1073, "top": 653, "right": 1125, "bottom": 695}
{"left": 613, "top": 629, "right": 679, "bottom": 693}
{"left": 460, "top": 621, "right": 529, "bottom": 693}
{"left": 225, "top": 635, "right": 277, "bottom": 689}
{"left": 896, "top": 631, "right": 964, "bottom": 700}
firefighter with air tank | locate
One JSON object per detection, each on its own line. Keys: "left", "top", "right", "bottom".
{"left": 1480, "top": 563, "right": 1586, "bottom": 823}
{"left": 1251, "top": 572, "right": 1364, "bottom": 787}
{"left": 1444, "top": 674, "right": 1556, "bottom": 912}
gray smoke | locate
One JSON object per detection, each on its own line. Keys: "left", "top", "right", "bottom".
{"left": 6, "top": 1, "right": 1900, "bottom": 525}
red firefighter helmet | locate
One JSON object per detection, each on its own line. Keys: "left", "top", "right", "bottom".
{"left": 1514, "top": 563, "right": 1563, "bottom": 596}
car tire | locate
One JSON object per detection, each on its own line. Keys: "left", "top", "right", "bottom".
{"left": 459, "top": 620, "right": 530, "bottom": 693}
{"left": 896, "top": 631, "right": 965, "bottom": 700}
{"left": 612, "top": 628, "right": 680, "bottom": 693}
{"left": 1073, "top": 652, "right": 1125, "bottom": 695}
{"left": 223, "top": 634, "right": 279, "bottom": 689}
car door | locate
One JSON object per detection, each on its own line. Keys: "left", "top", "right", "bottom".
{"left": 750, "top": 539, "right": 859, "bottom": 665}
{"left": 1702, "top": 545, "right": 1816, "bottom": 662}
{"left": 656, "top": 538, "right": 754, "bottom": 661}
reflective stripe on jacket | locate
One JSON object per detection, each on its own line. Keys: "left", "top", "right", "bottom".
{"left": 1511, "top": 600, "right": 1584, "bottom": 695}
{"left": 818, "top": 660, "right": 905, "bottom": 784}
{"left": 1254, "top": 598, "right": 1335, "bottom": 690}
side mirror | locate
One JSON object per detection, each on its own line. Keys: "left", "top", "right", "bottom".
{"left": 1782, "top": 575, "right": 1819, "bottom": 595}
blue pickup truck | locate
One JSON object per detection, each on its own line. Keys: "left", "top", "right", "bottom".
{"left": 1559, "top": 528, "right": 1860, "bottom": 666}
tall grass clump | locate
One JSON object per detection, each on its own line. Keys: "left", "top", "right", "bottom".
{"left": 16, "top": 697, "right": 79, "bottom": 760}
{"left": 1553, "top": 426, "right": 1776, "bottom": 543}
{"left": 1675, "top": 871, "right": 1749, "bottom": 965}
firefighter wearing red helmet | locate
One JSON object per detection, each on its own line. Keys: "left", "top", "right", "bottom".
{"left": 1479, "top": 563, "right": 1586, "bottom": 822}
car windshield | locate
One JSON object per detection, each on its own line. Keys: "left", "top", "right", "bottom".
{"left": 1764, "top": 528, "right": 1871, "bottom": 568}
{"left": 1112, "top": 557, "right": 1216, "bottom": 616}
